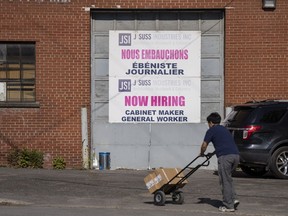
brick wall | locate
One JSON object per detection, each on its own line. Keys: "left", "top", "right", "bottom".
{"left": 225, "top": 0, "right": 288, "bottom": 106}
{"left": 0, "top": 0, "right": 287, "bottom": 168}
{"left": 0, "top": 0, "right": 91, "bottom": 168}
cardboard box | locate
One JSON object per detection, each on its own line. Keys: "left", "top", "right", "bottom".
{"left": 144, "top": 168, "right": 188, "bottom": 194}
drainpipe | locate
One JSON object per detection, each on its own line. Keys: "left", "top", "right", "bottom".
{"left": 81, "top": 107, "right": 89, "bottom": 169}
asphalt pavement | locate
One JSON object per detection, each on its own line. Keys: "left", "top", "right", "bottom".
{"left": 0, "top": 167, "right": 287, "bottom": 216}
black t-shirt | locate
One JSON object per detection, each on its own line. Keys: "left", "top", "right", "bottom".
{"left": 204, "top": 125, "right": 239, "bottom": 157}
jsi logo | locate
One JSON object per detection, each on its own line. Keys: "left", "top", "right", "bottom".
{"left": 118, "top": 79, "right": 131, "bottom": 92}
{"left": 119, "top": 33, "right": 131, "bottom": 46}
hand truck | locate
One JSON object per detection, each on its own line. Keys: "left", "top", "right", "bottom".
{"left": 152, "top": 152, "right": 215, "bottom": 206}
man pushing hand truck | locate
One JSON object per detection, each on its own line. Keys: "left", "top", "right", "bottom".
{"left": 200, "top": 112, "right": 240, "bottom": 212}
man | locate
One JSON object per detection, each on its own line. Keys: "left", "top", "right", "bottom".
{"left": 200, "top": 112, "right": 240, "bottom": 212}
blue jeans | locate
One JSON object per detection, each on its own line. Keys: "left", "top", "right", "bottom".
{"left": 218, "top": 154, "right": 240, "bottom": 209}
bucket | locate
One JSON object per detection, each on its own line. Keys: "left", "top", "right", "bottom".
{"left": 99, "top": 152, "right": 111, "bottom": 170}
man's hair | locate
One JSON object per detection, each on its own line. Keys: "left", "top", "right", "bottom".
{"left": 207, "top": 112, "right": 221, "bottom": 124}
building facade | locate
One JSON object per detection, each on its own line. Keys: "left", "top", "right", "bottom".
{"left": 0, "top": 0, "right": 287, "bottom": 169}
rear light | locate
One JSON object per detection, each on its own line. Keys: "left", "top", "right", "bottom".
{"left": 243, "top": 125, "right": 262, "bottom": 140}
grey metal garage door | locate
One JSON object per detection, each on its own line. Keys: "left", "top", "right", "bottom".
{"left": 91, "top": 10, "right": 224, "bottom": 170}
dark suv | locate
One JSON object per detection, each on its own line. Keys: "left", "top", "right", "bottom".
{"left": 223, "top": 100, "right": 288, "bottom": 179}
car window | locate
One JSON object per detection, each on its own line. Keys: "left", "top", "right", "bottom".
{"left": 224, "top": 107, "right": 255, "bottom": 125}
{"left": 259, "top": 108, "right": 287, "bottom": 123}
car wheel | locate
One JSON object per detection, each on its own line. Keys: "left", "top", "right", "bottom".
{"left": 270, "top": 146, "right": 288, "bottom": 179}
{"left": 240, "top": 165, "right": 267, "bottom": 177}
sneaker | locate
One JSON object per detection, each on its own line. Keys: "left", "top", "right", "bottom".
{"left": 234, "top": 200, "right": 240, "bottom": 209}
{"left": 219, "top": 206, "right": 235, "bottom": 212}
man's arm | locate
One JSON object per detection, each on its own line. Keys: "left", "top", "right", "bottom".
{"left": 200, "top": 141, "right": 208, "bottom": 156}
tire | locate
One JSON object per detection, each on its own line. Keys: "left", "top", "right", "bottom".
{"left": 240, "top": 165, "right": 267, "bottom": 177}
{"left": 154, "top": 190, "right": 166, "bottom": 206}
{"left": 270, "top": 146, "right": 288, "bottom": 179}
{"left": 172, "top": 191, "right": 184, "bottom": 204}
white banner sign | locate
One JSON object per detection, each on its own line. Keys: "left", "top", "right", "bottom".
{"left": 109, "top": 31, "right": 201, "bottom": 123}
